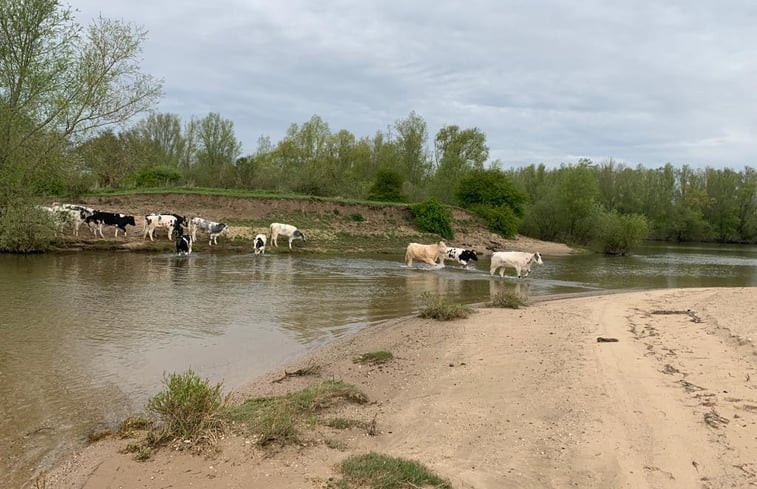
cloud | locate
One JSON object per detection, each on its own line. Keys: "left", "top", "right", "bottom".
{"left": 72, "top": 0, "right": 757, "bottom": 168}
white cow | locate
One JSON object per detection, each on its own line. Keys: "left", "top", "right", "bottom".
{"left": 490, "top": 251, "right": 543, "bottom": 279}
{"left": 404, "top": 241, "right": 448, "bottom": 267}
{"left": 254, "top": 233, "right": 267, "bottom": 254}
{"left": 269, "top": 223, "right": 305, "bottom": 249}
{"left": 190, "top": 217, "right": 228, "bottom": 245}
{"left": 144, "top": 213, "right": 186, "bottom": 241}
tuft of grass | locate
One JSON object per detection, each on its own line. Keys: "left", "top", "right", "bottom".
{"left": 349, "top": 213, "right": 365, "bottom": 222}
{"left": 325, "top": 438, "right": 349, "bottom": 451}
{"left": 418, "top": 291, "right": 473, "bottom": 321}
{"left": 146, "top": 369, "right": 228, "bottom": 446}
{"left": 86, "top": 429, "right": 113, "bottom": 443}
{"left": 489, "top": 290, "right": 526, "bottom": 309}
{"left": 353, "top": 351, "right": 394, "bottom": 365}
{"left": 324, "top": 417, "right": 370, "bottom": 430}
{"left": 336, "top": 452, "right": 451, "bottom": 489}
{"left": 229, "top": 380, "right": 368, "bottom": 446}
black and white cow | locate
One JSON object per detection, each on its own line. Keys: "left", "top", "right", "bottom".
{"left": 444, "top": 247, "right": 479, "bottom": 267}
{"left": 144, "top": 213, "right": 186, "bottom": 241}
{"left": 54, "top": 203, "right": 97, "bottom": 236}
{"left": 174, "top": 225, "right": 193, "bottom": 255}
{"left": 189, "top": 217, "right": 228, "bottom": 245}
{"left": 85, "top": 211, "right": 136, "bottom": 238}
{"left": 253, "top": 233, "right": 266, "bottom": 254}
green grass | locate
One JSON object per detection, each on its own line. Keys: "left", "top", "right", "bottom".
{"left": 489, "top": 290, "right": 527, "bottom": 309}
{"left": 228, "top": 380, "right": 368, "bottom": 446}
{"left": 335, "top": 452, "right": 452, "bottom": 489}
{"left": 323, "top": 417, "right": 370, "bottom": 430}
{"left": 146, "top": 370, "right": 228, "bottom": 446}
{"left": 353, "top": 351, "right": 394, "bottom": 365}
{"left": 84, "top": 186, "right": 411, "bottom": 207}
{"left": 418, "top": 292, "right": 474, "bottom": 321}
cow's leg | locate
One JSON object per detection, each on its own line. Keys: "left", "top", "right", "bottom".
{"left": 515, "top": 265, "right": 522, "bottom": 278}
{"left": 288, "top": 237, "right": 293, "bottom": 249}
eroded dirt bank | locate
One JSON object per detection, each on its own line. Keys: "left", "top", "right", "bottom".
{"left": 46, "top": 287, "right": 757, "bottom": 489}
{"left": 53, "top": 193, "right": 574, "bottom": 256}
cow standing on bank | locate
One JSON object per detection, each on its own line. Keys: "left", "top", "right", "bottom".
{"left": 269, "top": 223, "right": 305, "bottom": 249}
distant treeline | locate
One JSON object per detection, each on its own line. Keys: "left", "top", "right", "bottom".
{"left": 1, "top": 0, "right": 754, "bottom": 253}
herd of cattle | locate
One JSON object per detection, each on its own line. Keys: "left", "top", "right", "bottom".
{"left": 38, "top": 203, "right": 543, "bottom": 278}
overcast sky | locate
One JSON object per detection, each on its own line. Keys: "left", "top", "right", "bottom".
{"left": 72, "top": 0, "right": 757, "bottom": 170}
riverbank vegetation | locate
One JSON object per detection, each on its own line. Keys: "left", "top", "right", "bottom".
{"left": 2, "top": 1, "right": 755, "bottom": 255}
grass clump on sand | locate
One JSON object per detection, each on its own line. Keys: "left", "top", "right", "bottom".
{"left": 489, "top": 290, "right": 527, "bottom": 309}
{"left": 229, "top": 380, "right": 368, "bottom": 445}
{"left": 418, "top": 291, "right": 473, "bottom": 321}
{"left": 146, "top": 369, "right": 228, "bottom": 448}
{"left": 334, "top": 452, "right": 452, "bottom": 489}
{"left": 353, "top": 351, "right": 394, "bottom": 365}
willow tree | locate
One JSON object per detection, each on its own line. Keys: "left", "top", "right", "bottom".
{"left": 0, "top": 0, "right": 163, "bottom": 192}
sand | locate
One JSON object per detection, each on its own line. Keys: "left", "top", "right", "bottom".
{"left": 43, "top": 287, "right": 757, "bottom": 488}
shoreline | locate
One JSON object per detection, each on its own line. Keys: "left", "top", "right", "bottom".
{"left": 44, "top": 286, "right": 757, "bottom": 489}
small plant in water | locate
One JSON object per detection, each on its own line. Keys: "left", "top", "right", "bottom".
{"left": 336, "top": 452, "right": 451, "bottom": 489}
{"left": 353, "top": 351, "right": 394, "bottom": 365}
{"left": 489, "top": 290, "right": 526, "bottom": 309}
{"left": 418, "top": 291, "right": 473, "bottom": 321}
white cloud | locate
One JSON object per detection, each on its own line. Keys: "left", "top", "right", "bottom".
{"left": 71, "top": 0, "right": 757, "bottom": 168}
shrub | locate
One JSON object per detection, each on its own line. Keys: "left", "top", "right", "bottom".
{"left": 468, "top": 203, "right": 520, "bottom": 238}
{"left": 410, "top": 199, "right": 454, "bottom": 240}
{"left": 0, "top": 204, "right": 58, "bottom": 253}
{"left": 146, "top": 370, "right": 228, "bottom": 445}
{"left": 133, "top": 165, "right": 183, "bottom": 188}
{"left": 349, "top": 213, "right": 365, "bottom": 222}
{"left": 337, "top": 452, "right": 451, "bottom": 489}
{"left": 593, "top": 209, "right": 649, "bottom": 255}
{"left": 367, "top": 169, "right": 406, "bottom": 202}
{"left": 490, "top": 290, "right": 526, "bottom": 309}
{"left": 418, "top": 291, "right": 473, "bottom": 321}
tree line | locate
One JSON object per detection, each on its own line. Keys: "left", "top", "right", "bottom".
{"left": 1, "top": 0, "right": 755, "bottom": 253}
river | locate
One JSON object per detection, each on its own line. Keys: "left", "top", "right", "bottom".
{"left": 1, "top": 242, "right": 755, "bottom": 487}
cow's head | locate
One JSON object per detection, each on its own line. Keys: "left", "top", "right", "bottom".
{"left": 126, "top": 215, "right": 136, "bottom": 226}
{"left": 533, "top": 252, "right": 543, "bottom": 264}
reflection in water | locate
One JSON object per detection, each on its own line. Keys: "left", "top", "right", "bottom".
{"left": 1, "top": 243, "right": 756, "bottom": 487}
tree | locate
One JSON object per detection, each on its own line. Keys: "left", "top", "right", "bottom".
{"left": 0, "top": 0, "right": 162, "bottom": 182}
{"left": 430, "top": 125, "right": 489, "bottom": 203}
{"left": 394, "top": 111, "right": 431, "bottom": 197}
{"left": 456, "top": 168, "right": 525, "bottom": 237}
{"left": 190, "top": 112, "right": 241, "bottom": 187}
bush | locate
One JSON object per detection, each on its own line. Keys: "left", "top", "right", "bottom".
{"left": 489, "top": 290, "right": 526, "bottom": 309}
{"left": 367, "top": 169, "right": 406, "bottom": 202}
{"left": 134, "top": 165, "right": 183, "bottom": 188}
{"left": 593, "top": 209, "right": 649, "bottom": 255}
{"left": 0, "top": 204, "right": 58, "bottom": 253}
{"left": 418, "top": 291, "right": 473, "bottom": 320}
{"left": 349, "top": 213, "right": 365, "bottom": 222}
{"left": 468, "top": 203, "right": 520, "bottom": 238}
{"left": 353, "top": 351, "right": 394, "bottom": 365}
{"left": 146, "top": 370, "right": 228, "bottom": 445}
{"left": 410, "top": 199, "right": 454, "bottom": 240}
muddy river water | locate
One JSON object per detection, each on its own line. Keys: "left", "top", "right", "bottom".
{"left": 1, "top": 242, "right": 756, "bottom": 487}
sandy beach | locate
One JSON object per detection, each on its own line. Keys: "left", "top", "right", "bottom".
{"left": 45, "top": 287, "right": 757, "bottom": 488}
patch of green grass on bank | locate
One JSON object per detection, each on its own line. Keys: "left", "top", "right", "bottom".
{"left": 418, "top": 291, "right": 474, "bottom": 321}
{"left": 84, "top": 187, "right": 410, "bottom": 208}
{"left": 228, "top": 380, "right": 368, "bottom": 446}
{"left": 335, "top": 452, "right": 452, "bottom": 489}
{"left": 489, "top": 290, "right": 527, "bottom": 309}
{"left": 353, "top": 351, "right": 394, "bottom": 365}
